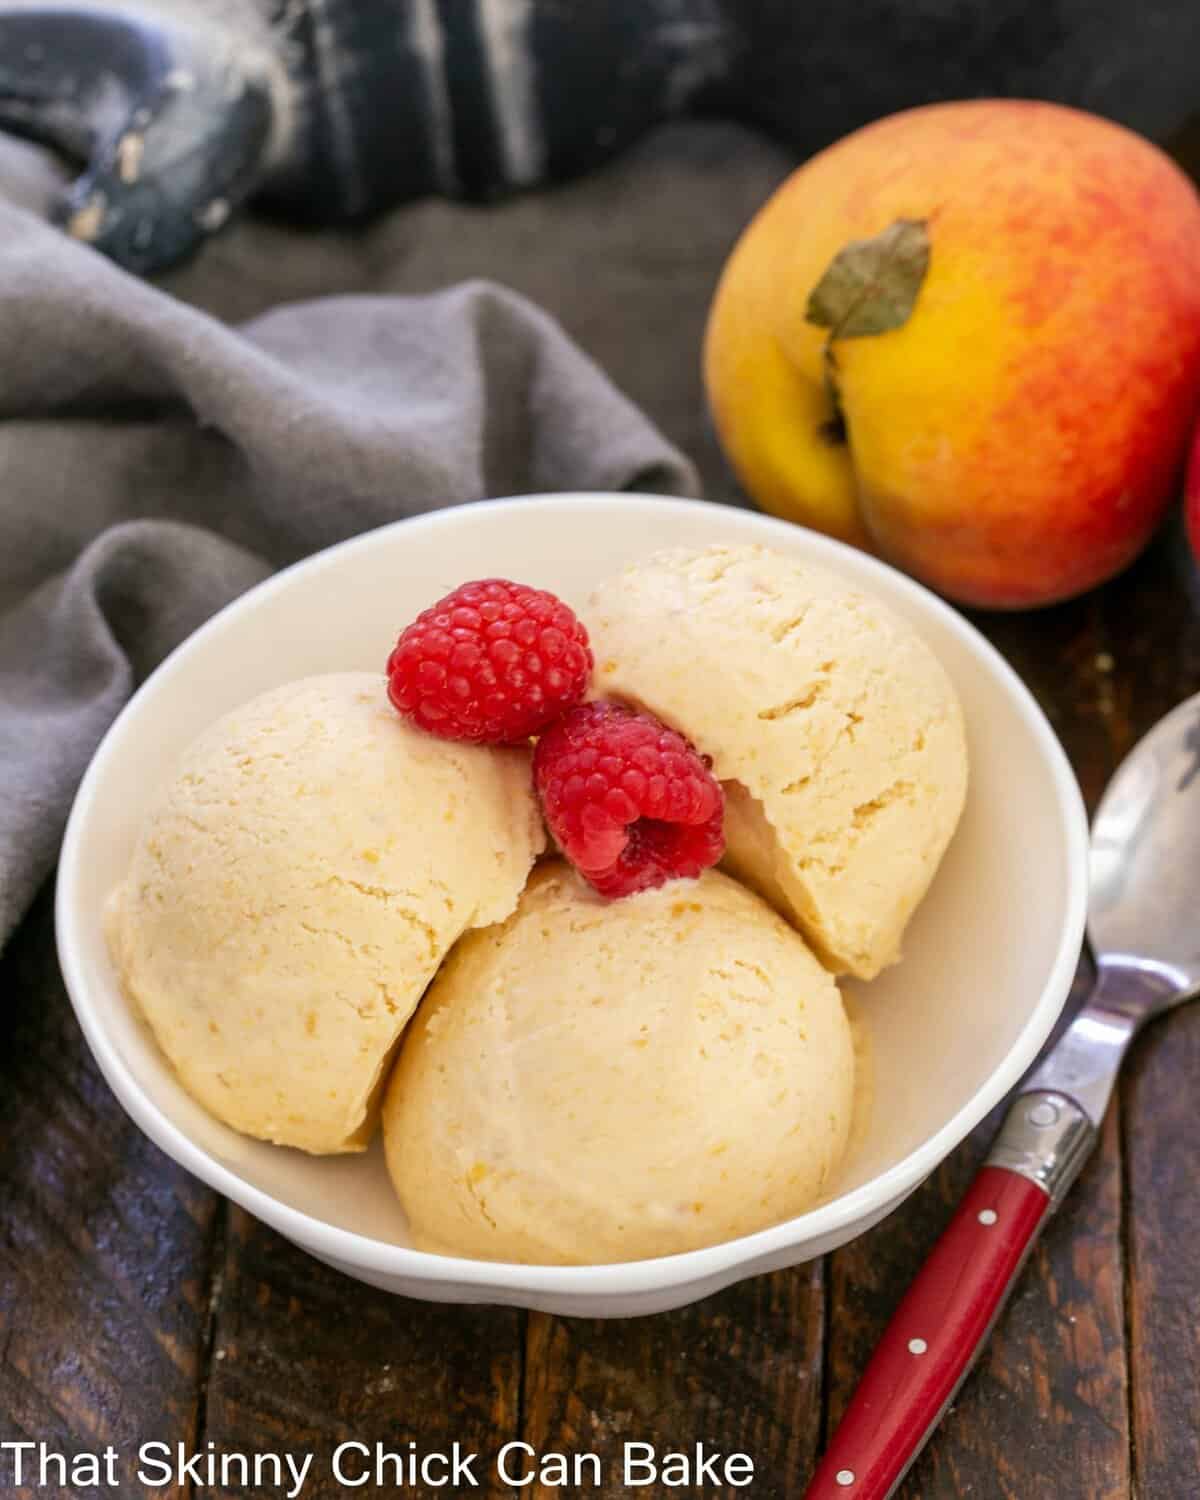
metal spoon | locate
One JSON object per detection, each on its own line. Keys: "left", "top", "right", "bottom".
{"left": 806, "top": 691, "right": 1200, "bottom": 1499}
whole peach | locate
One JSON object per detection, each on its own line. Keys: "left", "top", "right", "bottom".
{"left": 704, "top": 100, "right": 1200, "bottom": 608}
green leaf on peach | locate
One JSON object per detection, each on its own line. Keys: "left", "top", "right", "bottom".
{"left": 806, "top": 218, "right": 931, "bottom": 339}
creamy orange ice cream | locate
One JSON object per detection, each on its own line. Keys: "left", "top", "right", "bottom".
{"left": 587, "top": 544, "right": 967, "bottom": 979}
{"left": 384, "top": 861, "right": 854, "bottom": 1264}
{"left": 106, "top": 672, "right": 545, "bottom": 1154}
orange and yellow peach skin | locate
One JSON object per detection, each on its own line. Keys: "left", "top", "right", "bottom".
{"left": 704, "top": 100, "right": 1200, "bottom": 608}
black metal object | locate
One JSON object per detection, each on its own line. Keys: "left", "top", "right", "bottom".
{"left": 0, "top": 0, "right": 1197, "bottom": 275}
{"left": 0, "top": 6, "right": 273, "bottom": 271}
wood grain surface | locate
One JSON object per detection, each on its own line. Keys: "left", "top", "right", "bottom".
{"left": 199, "top": 1210, "right": 522, "bottom": 1500}
{"left": 522, "top": 1268, "right": 824, "bottom": 1498}
{"left": 0, "top": 889, "right": 218, "bottom": 1499}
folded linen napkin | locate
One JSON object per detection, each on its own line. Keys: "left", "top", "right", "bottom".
{"left": 0, "top": 201, "right": 697, "bottom": 947}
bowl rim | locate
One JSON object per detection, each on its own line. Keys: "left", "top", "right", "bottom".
{"left": 55, "top": 491, "right": 1090, "bottom": 1299}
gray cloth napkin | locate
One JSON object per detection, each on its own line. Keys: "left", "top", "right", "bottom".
{"left": 0, "top": 200, "right": 699, "bottom": 948}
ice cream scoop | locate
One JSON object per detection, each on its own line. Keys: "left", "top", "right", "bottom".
{"left": 106, "top": 672, "right": 544, "bottom": 1154}
{"left": 384, "top": 861, "right": 855, "bottom": 1264}
{"left": 588, "top": 544, "right": 967, "bottom": 978}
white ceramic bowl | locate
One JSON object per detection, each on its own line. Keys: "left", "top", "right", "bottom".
{"left": 56, "top": 494, "right": 1088, "bottom": 1316}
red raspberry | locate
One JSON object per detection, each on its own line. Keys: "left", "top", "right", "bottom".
{"left": 534, "top": 701, "right": 725, "bottom": 898}
{"left": 387, "top": 579, "right": 592, "bottom": 744}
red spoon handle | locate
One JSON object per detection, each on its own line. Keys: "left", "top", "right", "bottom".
{"left": 806, "top": 1165, "right": 1051, "bottom": 1499}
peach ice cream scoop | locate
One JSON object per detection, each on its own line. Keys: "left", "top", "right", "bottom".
{"left": 588, "top": 545, "right": 967, "bottom": 979}
{"left": 384, "top": 862, "right": 854, "bottom": 1265}
{"left": 106, "top": 672, "right": 545, "bottom": 1154}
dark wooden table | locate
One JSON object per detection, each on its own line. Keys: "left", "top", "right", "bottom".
{"left": 2, "top": 511, "right": 1197, "bottom": 1499}
{"left": 3, "top": 121, "right": 1200, "bottom": 1500}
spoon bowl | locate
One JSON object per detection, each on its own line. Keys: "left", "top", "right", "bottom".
{"left": 1089, "top": 690, "right": 1200, "bottom": 1004}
